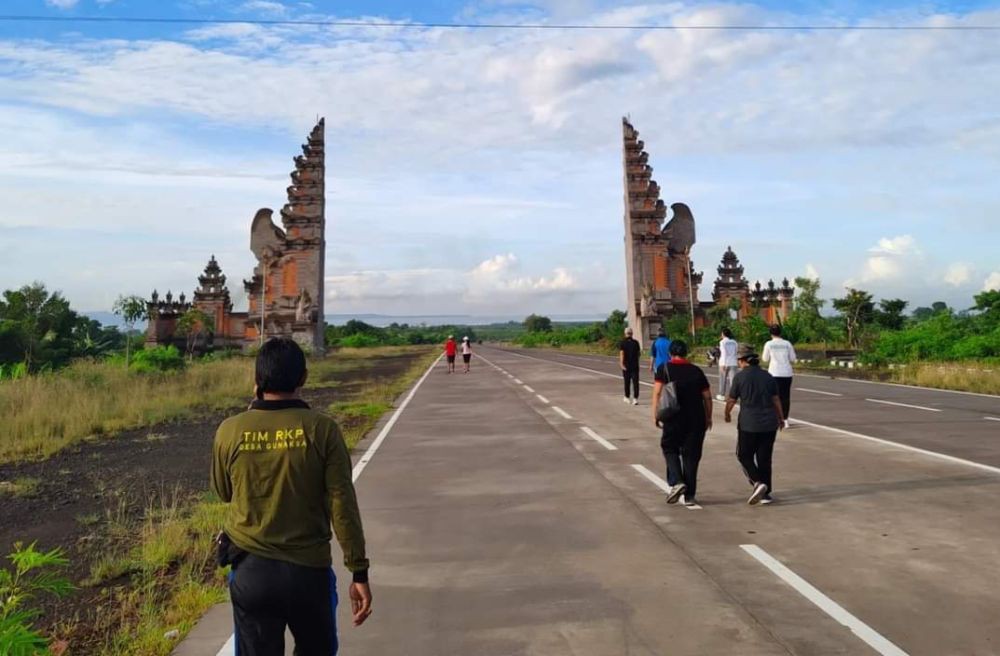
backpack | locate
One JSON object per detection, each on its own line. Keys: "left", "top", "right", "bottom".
{"left": 656, "top": 364, "right": 681, "bottom": 422}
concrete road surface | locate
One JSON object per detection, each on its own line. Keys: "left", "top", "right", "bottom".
{"left": 175, "top": 345, "right": 1000, "bottom": 656}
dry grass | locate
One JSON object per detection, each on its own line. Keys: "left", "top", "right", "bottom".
{"left": 889, "top": 361, "right": 1000, "bottom": 395}
{"left": 0, "top": 358, "right": 254, "bottom": 464}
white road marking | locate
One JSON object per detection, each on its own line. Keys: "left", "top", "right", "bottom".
{"left": 630, "top": 464, "right": 700, "bottom": 509}
{"left": 581, "top": 426, "right": 618, "bottom": 451}
{"left": 217, "top": 635, "right": 235, "bottom": 656}
{"left": 514, "top": 378, "right": 524, "bottom": 384}
{"left": 352, "top": 355, "right": 442, "bottom": 482}
{"left": 788, "top": 418, "right": 1000, "bottom": 476}
{"left": 985, "top": 416, "right": 1000, "bottom": 422}
{"left": 797, "top": 387, "right": 843, "bottom": 397}
{"left": 632, "top": 463, "right": 670, "bottom": 492}
{"left": 865, "top": 398, "right": 941, "bottom": 412}
{"left": 740, "top": 545, "right": 909, "bottom": 656}
{"left": 553, "top": 406, "right": 573, "bottom": 419}
{"left": 536, "top": 394, "right": 550, "bottom": 404}
{"left": 523, "top": 385, "right": 535, "bottom": 393}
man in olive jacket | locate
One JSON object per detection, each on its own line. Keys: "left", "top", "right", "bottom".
{"left": 212, "top": 338, "right": 372, "bottom": 654}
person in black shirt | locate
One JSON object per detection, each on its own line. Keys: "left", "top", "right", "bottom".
{"left": 725, "top": 344, "right": 785, "bottom": 505}
{"left": 652, "top": 340, "right": 712, "bottom": 506}
{"left": 619, "top": 327, "right": 642, "bottom": 406}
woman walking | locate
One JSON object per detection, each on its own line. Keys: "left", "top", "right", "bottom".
{"left": 652, "top": 340, "right": 713, "bottom": 507}
{"left": 461, "top": 336, "right": 473, "bottom": 373}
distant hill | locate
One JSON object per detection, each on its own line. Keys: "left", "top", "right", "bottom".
{"left": 324, "top": 314, "right": 604, "bottom": 328}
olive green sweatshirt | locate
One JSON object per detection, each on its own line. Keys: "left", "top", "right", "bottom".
{"left": 211, "top": 399, "right": 369, "bottom": 581}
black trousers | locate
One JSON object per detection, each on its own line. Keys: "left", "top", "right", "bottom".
{"left": 737, "top": 429, "right": 777, "bottom": 493}
{"left": 230, "top": 554, "right": 338, "bottom": 656}
{"left": 774, "top": 376, "right": 792, "bottom": 419}
{"left": 622, "top": 367, "right": 639, "bottom": 398}
{"left": 661, "top": 427, "right": 706, "bottom": 499}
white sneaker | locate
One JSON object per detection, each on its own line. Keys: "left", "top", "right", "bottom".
{"left": 666, "top": 483, "right": 687, "bottom": 504}
{"left": 748, "top": 482, "right": 769, "bottom": 505}
{"left": 715, "top": 394, "right": 725, "bottom": 401}
{"left": 759, "top": 495, "right": 774, "bottom": 505}
{"left": 623, "top": 396, "right": 630, "bottom": 404}
{"left": 631, "top": 398, "right": 638, "bottom": 406}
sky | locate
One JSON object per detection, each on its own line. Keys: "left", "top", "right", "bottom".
{"left": 1, "top": 0, "right": 999, "bottom": 319}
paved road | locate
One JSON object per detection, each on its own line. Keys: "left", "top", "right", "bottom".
{"left": 501, "top": 347, "right": 1000, "bottom": 469}
{"left": 176, "top": 346, "right": 1000, "bottom": 656}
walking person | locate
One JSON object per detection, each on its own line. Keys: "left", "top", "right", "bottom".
{"left": 619, "top": 326, "right": 641, "bottom": 405}
{"left": 211, "top": 338, "right": 373, "bottom": 654}
{"left": 652, "top": 340, "right": 712, "bottom": 506}
{"left": 725, "top": 344, "right": 785, "bottom": 505}
{"left": 717, "top": 327, "right": 738, "bottom": 401}
{"left": 444, "top": 334, "right": 457, "bottom": 374}
{"left": 461, "top": 336, "right": 473, "bottom": 373}
{"left": 648, "top": 327, "right": 672, "bottom": 375}
{"left": 762, "top": 324, "right": 797, "bottom": 426}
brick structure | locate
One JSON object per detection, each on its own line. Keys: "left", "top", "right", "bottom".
{"left": 146, "top": 119, "right": 327, "bottom": 353}
{"left": 622, "top": 117, "right": 704, "bottom": 345}
{"left": 622, "top": 119, "right": 793, "bottom": 343}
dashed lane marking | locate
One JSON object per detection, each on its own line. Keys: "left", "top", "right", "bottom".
{"left": 985, "top": 416, "right": 1000, "bottom": 422}
{"left": 740, "top": 545, "right": 909, "bottom": 656}
{"left": 797, "top": 387, "right": 843, "bottom": 397}
{"left": 552, "top": 406, "right": 572, "bottom": 419}
{"left": 523, "top": 385, "right": 535, "bottom": 393}
{"left": 536, "top": 394, "right": 550, "bottom": 404}
{"left": 581, "top": 426, "right": 617, "bottom": 451}
{"left": 865, "top": 398, "right": 941, "bottom": 412}
{"left": 514, "top": 378, "right": 524, "bottom": 384}
{"left": 501, "top": 349, "right": 654, "bottom": 386}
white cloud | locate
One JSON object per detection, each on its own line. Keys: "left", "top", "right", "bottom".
{"left": 44, "top": 0, "right": 79, "bottom": 7}
{"left": 804, "top": 263, "right": 820, "bottom": 280}
{"left": 944, "top": 262, "right": 973, "bottom": 287}
{"left": 984, "top": 272, "right": 1000, "bottom": 292}
{"left": 240, "top": 1, "right": 288, "bottom": 15}
{"left": 870, "top": 235, "right": 919, "bottom": 256}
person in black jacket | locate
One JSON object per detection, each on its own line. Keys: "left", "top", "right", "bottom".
{"left": 619, "top": 327, "right": 641, "bottom": 405}
{"left": 651, "top": 340, "right": 713, "bottom": 506}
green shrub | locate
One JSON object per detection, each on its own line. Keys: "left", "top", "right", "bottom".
{"left": 130, "top": 346, "right": 185, "bottom": 373}
{"left": 0, "top": 542, "right": 73, "bottom": 656}
{"left": 338, "top": 333, "right": 382, "bottom": 348}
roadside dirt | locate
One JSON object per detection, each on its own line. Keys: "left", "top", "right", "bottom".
{"left": 0, "top": 350, "right": 425, "bottom": 649}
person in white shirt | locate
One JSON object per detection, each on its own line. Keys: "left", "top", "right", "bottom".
{"left": 761, "top": 324, "right": 796, "bottom": 425}
{"left": 717, "top": 327, "right": 738, "bottom": 401}
{"left": 461, "top": 336, "right": 473, "bottom": 373}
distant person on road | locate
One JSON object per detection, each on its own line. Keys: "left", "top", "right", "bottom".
{"left": 762, "top": 324, "right": 797, "bottom": 426}
{"left": 725, "top": 344, "right": 785, "bottom": 505}
{"left": 652, "top": 340, "right": 712, "bottom": 507}
{"left": 648, "top": 327, "right": 672, "bottom": 374}
{"left": 444, "top": 335, "right": 458, "bottom": 374}
{"left": 619, "top": 326, "right": 642, "bottom": 405}
{"left": 461, "top": 336, "right": 473, "bottom": 373}
{"left": 211, "top": 338, "right": 372, "bottom": 654}
{"left": 718, "top": 327, "right": 739, "bottom": 401}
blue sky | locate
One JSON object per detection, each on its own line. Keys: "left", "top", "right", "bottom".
{"left": 2, "top": 0, "right": 999, "bottom": 317}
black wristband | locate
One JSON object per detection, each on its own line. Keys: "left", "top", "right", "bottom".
{"left": 352, "top": 568, "right": 369, "bottom": 584}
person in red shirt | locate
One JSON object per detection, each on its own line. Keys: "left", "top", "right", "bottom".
{"left": 444, "top": 335, "right": 458, "bottom": 373}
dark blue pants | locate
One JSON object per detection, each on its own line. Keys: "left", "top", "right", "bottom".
{"left": 230, "top": 554, "right": 338, "bottom": 656}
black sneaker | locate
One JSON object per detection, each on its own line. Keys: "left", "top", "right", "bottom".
{"left": 666, "top": 483, "right": 687, "bottom": 504}
{"left": 759, "top": 494, "right": 774, "bottom": 505}
{"left": 683, "top": 497, "right": 698, "bottom": 507}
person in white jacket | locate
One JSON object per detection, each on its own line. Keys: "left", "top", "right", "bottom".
{"left": 761, "top": 324, "right": 796, "bottom": 426}
{"left": 717, "top": 328, "right": 738, "bottom": 401}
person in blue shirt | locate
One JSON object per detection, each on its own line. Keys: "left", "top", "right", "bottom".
{"left": 648, "top": 327, "right": 672, "bottom": 374}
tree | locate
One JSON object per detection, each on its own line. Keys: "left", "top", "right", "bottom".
{"left": 973, "top": 289, "right": 1000, "bottom": 314}
{"left": 832, "top": 288, "right": 875, "bottom": 348}
{"left": 523, "top": 314, "right": 553, "bottom": 333}
{"left": 175, "top": 308, "right": 215, "bottom": 358}
{"left": 112, "top": 294, "right": 148, "bottom": 368}
{"left": 601, "top": 310, "right": 627, "bottom": 341}
{"left": 0, "top": 283, "right": 78, "bottom": 371}
{"left": 787, "top": 276, "right": 829, "bottom": 342}
{"left": 875, "top": 298, "right": 909, "bottom": 331}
